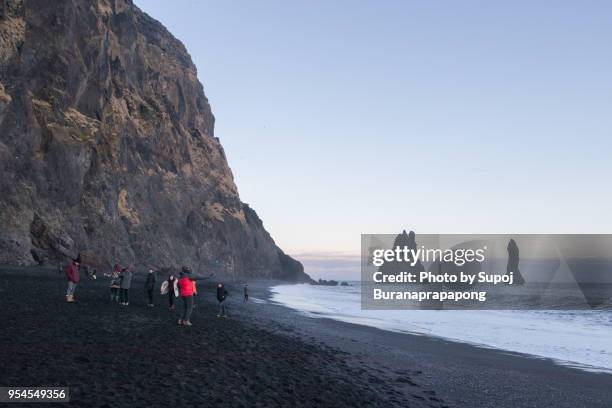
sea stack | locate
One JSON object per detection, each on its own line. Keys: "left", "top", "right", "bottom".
{"left": 379, "top": 230, "right": 425, "bottom": 275}
{"left": 507, "top": 239, "right": 525, "bottom": 285}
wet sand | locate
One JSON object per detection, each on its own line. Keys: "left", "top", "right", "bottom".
{"left": 245, "top": 283, "right": 612, "bottom": 408}
{"left": 0, "top": 267, "right": 610, "bottom": 407}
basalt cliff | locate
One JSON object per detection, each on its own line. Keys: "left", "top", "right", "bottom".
{"left": 0, "top": 0, "right": 311, "bottom": 281}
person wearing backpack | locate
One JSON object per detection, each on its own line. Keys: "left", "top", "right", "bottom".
{"left": 161, "top": 274, "right": 179, "bottom": 310}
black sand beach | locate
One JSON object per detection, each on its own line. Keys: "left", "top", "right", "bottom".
{"left": 1, "top": 268, "right": 610, "bottom": 407}
{"left": 247, "top": 285, "right": 612, "bottom": 408}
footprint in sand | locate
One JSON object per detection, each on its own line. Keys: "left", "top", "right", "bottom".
{"left": 395, "top": 376, "right": 419, "bottom": 387}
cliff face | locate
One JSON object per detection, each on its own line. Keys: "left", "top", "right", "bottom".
{"left": 0, "top": 0, "right": 311, "bottom": 281}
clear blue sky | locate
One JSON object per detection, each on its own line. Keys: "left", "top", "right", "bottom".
{"left": 138, "top": 1, "right": 612, "bottom": 266}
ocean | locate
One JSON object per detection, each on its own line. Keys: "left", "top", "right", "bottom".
{"left": 270, "top": 282, "right": 612, "bottom": 373}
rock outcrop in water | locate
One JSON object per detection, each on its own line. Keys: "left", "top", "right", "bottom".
{"left": 378, "top": 230, "right": 425, "bottom": 275}
{"left": 0, "top": 0, "right": 311, "bottom": 281}
{"left": 506, "top": 238, "right": 525, "bottom": 285}
{"left": 312, "top": 279, "right": 339, "bottom": 286}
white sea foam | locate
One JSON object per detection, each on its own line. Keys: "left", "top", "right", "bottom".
{"left": 270, "top": 283, "right": 612, "bottom": 373}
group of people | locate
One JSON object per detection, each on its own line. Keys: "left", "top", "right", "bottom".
{"left": 107, "top": 263, "right": 136, "bottom": 306}
{"left": 166, "top": 266, "right": 230, "bottom": 326}
{"left": 63, "top": 257, "right": 247, "bottom": 327}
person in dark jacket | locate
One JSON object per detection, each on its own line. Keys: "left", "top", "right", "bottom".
{"left": 216, "top": 283, "right": 228, "bottom": 317}
{"left": 119, "top": 267, "right": 133, "bottom": 306}
{"left": 64, "top": 257, "right": 81, "bottom": 303}
{"left": 145, "top": 268, "right": 156, "bottom": 307}
{"left": 243, "top": 284, "right": 249, "bottom": 303}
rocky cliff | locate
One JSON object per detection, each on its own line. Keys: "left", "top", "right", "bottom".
{"left": 0, "top": 0, "right": 311, "bottom": 281}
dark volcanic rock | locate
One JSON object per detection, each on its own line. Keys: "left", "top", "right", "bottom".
{"left": 506, "top": 238, "right": 525, "bottom": 285}
{"left": 0, "top": 0, "right": 311, "bottom": 282}
{"left": 312, "top": 279, "right": 338, "bottom": 286}
{"left": 379, "top": 230, "right": 425, "bottom": 275}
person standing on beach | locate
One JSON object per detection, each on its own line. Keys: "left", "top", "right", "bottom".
{"left": 217, "top": 283, "right": 228, "bottom": 317}
{"left": 163, "top": 274, "right": 179, "bottom": 309}
{"left": 177, "top": 267, "right": 195, "bottom": 326}
{"left": 243, "top": 284, "right": 249, "bottom": 303}
{"left": 145, "top": 268, "right": 156, "bottom": 307}
{"left": 64, "top": 256, "right": 81, "bottom": 303}
{"left": 109, "top": 267, "right": 121, "bottom": 302}
{"left": 119, "top": 267, "right": 133, "bottom": 306}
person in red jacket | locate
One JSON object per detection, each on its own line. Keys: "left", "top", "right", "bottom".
{"left": 177, "top": 266, "right": 195, "bottom": 326}
{"left": 64, "top": 256, "right": 81, "bottom": 303}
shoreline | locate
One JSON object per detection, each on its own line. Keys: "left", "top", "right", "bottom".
{"left": 0, "top": 267, "right": 610, "bottom": 407}
{"left": 267, "top": 283, "right": 612, "bottom": 375}
{"left": 245, "top": 282, "right": 612, "bottom": 408}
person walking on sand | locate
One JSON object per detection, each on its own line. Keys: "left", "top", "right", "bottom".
{"left": 145, "top": 268, "right": 156, "bottom": 307}
{"left": 178, "top": 267, "right": 195, "bottom": 326}
{"left": 64, "top": 256, "right": 81, "bottom": 303}
{"left": 119, "top": 267, "right": 133, "bottom": 306}
{"left": 109, "top": 267, "right": 121, "bottom": 302}
{"left": 243, "top": 284, "right": 249, "bottom": 303}
{"left": 217, "top": 283, "right": 229, "bottom": 317}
